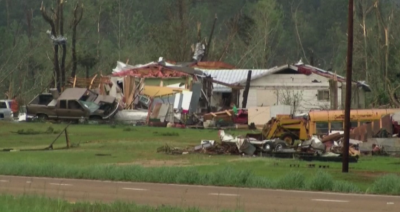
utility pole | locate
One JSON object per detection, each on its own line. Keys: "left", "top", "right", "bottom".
{"left": 342, "top": 0, "right": 354, "bottom": 173}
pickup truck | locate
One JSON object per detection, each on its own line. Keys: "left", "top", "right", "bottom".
{"left": 26, "top": 88, "right": 120, "bottom": 122}
{"left": 0, "top": 100, "right": 13, "bottom": 120}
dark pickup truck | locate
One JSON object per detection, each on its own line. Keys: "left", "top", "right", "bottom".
{"left": 26, "top": 88, "right": 119, "bottom": 122}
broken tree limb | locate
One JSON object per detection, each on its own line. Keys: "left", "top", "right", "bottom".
{"left": 203, "top": 14, "right": 217, "bottom": 61}
{"left": 65, "top": 128, "right": 70, "bottom": 148}
{"left": 40, "top": 2, "right": 56, "bottom": 36}
{"left": 385, "top": 77, "right": 400, "bottom": 107}
{"left": 47, "top": 124, "right": 71, "bottom": 150}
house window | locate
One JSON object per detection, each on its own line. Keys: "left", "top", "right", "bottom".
{"left": 317, "top": 90, "right": 329, "bottom": 101}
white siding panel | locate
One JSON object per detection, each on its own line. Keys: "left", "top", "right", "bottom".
{"left": 239, "top": 89, "right": 257, "bottom": 108}
{"left": 256, "top": 89, "right": 277, "bottom": 107}
{"left": 298, "top": 90, "right": 330, "bottom": 113}
{"left": 247, "top": 89, "right": 258, "bottom": 108}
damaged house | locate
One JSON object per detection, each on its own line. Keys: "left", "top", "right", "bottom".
{"left": 199, "top": 60, "right": 371, "bottom": 114}
{"left": 105, "top": 59, "right": 219, "bottom": 125}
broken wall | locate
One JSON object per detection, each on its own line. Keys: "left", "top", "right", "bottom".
{"left": 341, "top": 83, "right": 366, "bottom": 109}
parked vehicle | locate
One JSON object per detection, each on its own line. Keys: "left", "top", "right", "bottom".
{"left": 26, "top": 88, "right": 119, "bottom": 122}
{"left": 0, "top": 100, "right": 13, "bottom": 121}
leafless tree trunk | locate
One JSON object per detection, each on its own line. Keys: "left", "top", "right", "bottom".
{"left": 40, "top": 0, "right": 71, "bottom": 91}
{"left": 40, "top": 1, "right": 60, "bottom": 91}
{"left": 96, "top": 2, "right": 103, "bottom": 59}
{"left": 5, "top": 0, "right": 10, "bottom": 28}
{"left": 292, "top": 0, "right": 308, "bottom": 63}
{"left": 59, "top": 1, "right": 67, "bottom": 90}
{"left": 357, "top": 1, "right": 373, "bottom": 82}
{"left": 71, "top": 2, "right": 83, "bottom": 78}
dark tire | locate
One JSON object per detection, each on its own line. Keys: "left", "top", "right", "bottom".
{"left": 280, "top": 133, "right": 297, "bottom": 146}
{"left": 274, "top": 141, "right": 288, "bottom": 152}
{"left": 37, "top": 114, "right": 48, "bottom": 122}
{"left": 263, "top": 142, "right": 274, "bottom": 153}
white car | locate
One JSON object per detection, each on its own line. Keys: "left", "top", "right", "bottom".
{"left": 0, "top": 100, "right": 13, "bottom": 121}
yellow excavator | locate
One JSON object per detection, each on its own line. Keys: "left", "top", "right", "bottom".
{"left": 261, "top": 115, "right": 309, "bottom": 146}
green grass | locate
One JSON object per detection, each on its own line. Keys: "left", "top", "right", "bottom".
{"left": 0, "top": 194, "right": 242, "bottom": 212}
{"left": 0, "top": 122, "right": 400, "bottom": 194}
{"left": 0, "top": 161, "right": 398, "bottom": 194}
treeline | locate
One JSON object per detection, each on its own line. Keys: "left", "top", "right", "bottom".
{"left": 0, "top": 0, "right": 399, "bottom": 106}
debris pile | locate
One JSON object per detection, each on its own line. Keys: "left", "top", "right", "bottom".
{"left": 158, "top": 130, "right": 362, "bottom": 162}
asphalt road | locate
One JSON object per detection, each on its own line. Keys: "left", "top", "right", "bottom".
{"left": 0, "top": 175, "right": 398, "bottom": 212}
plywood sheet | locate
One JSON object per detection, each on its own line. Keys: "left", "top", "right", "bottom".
{"left": 248, "top": 107, "right": 270, "bottom": 126}
{"left": 256, "top": 89, "right": 277, "bottom": 107}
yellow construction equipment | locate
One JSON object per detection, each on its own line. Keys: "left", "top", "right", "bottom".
{"left": 261, "top": 115, "right": 309, "bottom": 146}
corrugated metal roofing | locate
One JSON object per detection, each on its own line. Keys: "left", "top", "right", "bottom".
{"left": 199, "top": 69, "right": 274, "bottom": 92}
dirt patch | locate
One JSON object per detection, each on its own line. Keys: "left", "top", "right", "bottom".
{"left": 355, "top": 170, "right": 392, "bottom": 178}
{"left": 352, "top": 170, "right": 399, "bottom": 183}
{"left": 227, "top": 157, "right": 267, "bottom": 162}
{"left": 115, "top": 159, "right": 216, "bottom": 167}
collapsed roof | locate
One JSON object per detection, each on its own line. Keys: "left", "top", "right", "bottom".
{"left": 112, "top": 59, "right": 205, "bottom": 78}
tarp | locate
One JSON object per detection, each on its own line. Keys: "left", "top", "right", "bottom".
{"left": 142, "top": 86, "right": 187, "bottom": 98}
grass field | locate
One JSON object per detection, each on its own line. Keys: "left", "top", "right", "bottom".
{"left": 0, "top": 121, "right": 400, "bottom": 194}
{"left": 0, "top": 194, "right": 243, "bottom": 212}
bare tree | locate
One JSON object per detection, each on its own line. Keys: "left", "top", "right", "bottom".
{"left": 274, "top": 87, "right": 304, "bottom": 114}
{"left": 71, "top": 2, "right": 84, "bottom": 78}
{"left": 40, "top": 0, "right": 67, "bottom": 91}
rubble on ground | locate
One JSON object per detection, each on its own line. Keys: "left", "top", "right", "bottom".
{"left": 157, "top": 130, "right": 362, "bottom": 161}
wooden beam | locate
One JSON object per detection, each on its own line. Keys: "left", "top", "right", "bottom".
{"left": 89, "top": 74, "right": 98, "bottom": 89}
{"left": 73, "top": 75, "right": 77, "bottom": 87}
{"left": 210, "top": 79, "right": 243, "bottom": 89}
{"left": 65, "top": 128, "right": 70, "bottom": 148}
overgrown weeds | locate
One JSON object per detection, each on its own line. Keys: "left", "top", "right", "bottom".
{"left": 0, "top": 194, "right": 227, "bottom": 212}
{"left": 0, "top": 162, "right": 399, "bottom": 195}
{"left": 14, "top": 126, "right": 60, "bottom": 135}
{"left": 369, "top": 174, "right": 400, "bottom": 195}
{"left": 122, "top": 127, "right": 136, "bottom": 132}
{"left": 153, "top": 131, "right": 180, "bottom": 136}
{"left": 332, "top": 181, "right": 361, "bottom": 193}
{"left": 306, "top": 170, "right": 334, "bottom": 191}
{"left": 276, "top": 171, "right": 306, "bottom": 190}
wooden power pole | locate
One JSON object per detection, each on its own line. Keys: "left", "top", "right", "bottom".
{"left": 342, "top": 0, "right": 354, "bottom": 173}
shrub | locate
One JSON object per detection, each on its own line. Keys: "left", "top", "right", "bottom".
{"left": 332, "top": 181, "right": 361, "bottom": 193}
{"left": 369, "top": 174, "right": 400, "bottom": 195}
{"left": 306, "top": 171, "right": 334, "bottom": 191}
{"left": 276, "top": 171, "right": 306, "bottom": 190}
